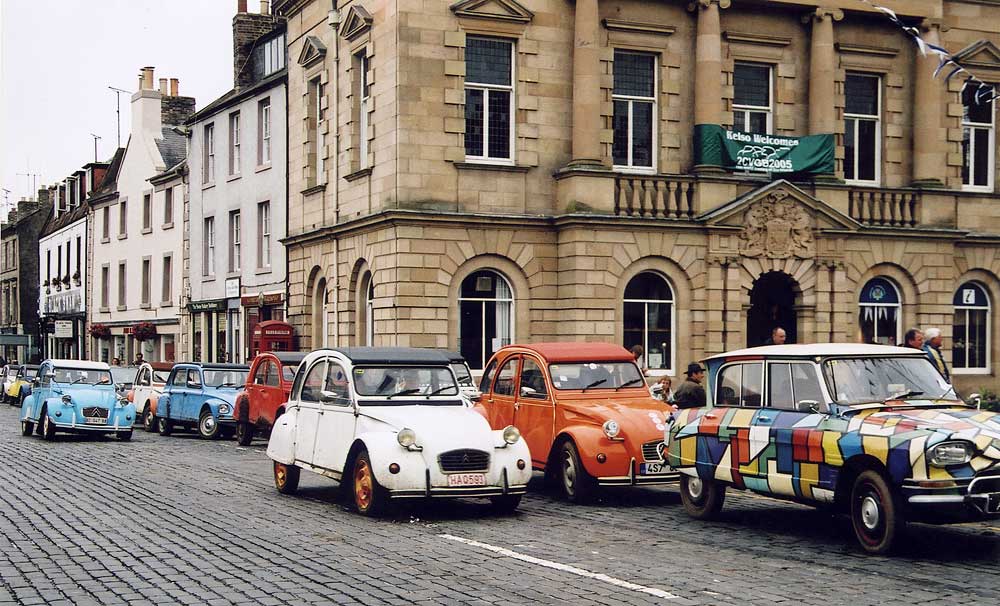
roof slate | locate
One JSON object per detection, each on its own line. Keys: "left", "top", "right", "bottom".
{"left": 156, "top": 128, "right": 187, "bottom": 171}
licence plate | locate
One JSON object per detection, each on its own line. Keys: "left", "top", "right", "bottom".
{"left": 447, "top": 473, "right": 486, "bottom": 487}
{"left": 640, "top": 462, "right": 671, "bottom": 475}
{"left": 84, "top": 417, "right": 106, "bottom": 425}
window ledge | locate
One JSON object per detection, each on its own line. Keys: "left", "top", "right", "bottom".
{"left": 116, "top": 305, "right": 127, "bottom": 312}
{"left": 227, "top": 173, "right": 241, "bottom": 182}
{"left": 162, "top": 222, "right": 174, "bottom": 231}
{"left": 226, "top": 271, "right": 242, "bottom": 280}
{"left": 203, "top": 275, "right": 216, "bottom": 283}
{"left": 953, "top": 368, "right": 991, "bottom": 376}
{"left": 141, "top": 227, "right": 153, "bottom": 235}
{"left": 255, "top": 163, "right": 272, "bottom": 174}
{"left": 454, "top": 162, "right": 531, "bottom": 173}
{"left": 101, "top": 237, "right": 110, "bottom": 244}
{"left": 301, "top": 183, "right": 326, "bottom": 196}
{"left": 160, "top": 301, "right": 174, "bottom": 308}
{"left": 202, "top": 182, "right": 216, "bottom": 191}
{"left": 140, "top": 303, "right": 151, "bottom": 310}
{"left": 344, "top": 167, "right": 373, "bottom": 182}
{"left": 117, "top": 233, "right": 128, "bottom": 240}
{"left": 256, "top": 267, "right": 273, "bottom": 275}
{"left": 99, "top": 306, "right": 110, "bottom": 313}
{"left": 961, "top": 186, "right": 994, "bottom": 194}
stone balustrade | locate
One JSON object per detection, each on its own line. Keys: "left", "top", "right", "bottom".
{"left": 848, "top": 188, "right": 921, "bottom": 227}
{"left": 614, "top": 175, "right": 697, "bottom": 219}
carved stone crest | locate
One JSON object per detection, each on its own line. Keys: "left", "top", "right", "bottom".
{"left": 739, "top": 192, "right": 815, "bottom": 259}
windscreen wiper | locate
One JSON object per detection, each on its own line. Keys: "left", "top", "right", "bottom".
{"left": 582, "top": 378, "right": 607, "bottom": 391}
{"left": 616, "top": 377, "right": 645, "bottom": 391}
{"left": 387, "top": 388, "right": 421, "bottom": 399}
{"left": 882, "top": 390, "right": 924, "bottom": 404}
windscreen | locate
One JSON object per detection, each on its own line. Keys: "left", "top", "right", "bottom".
{"left": 152, "top": 370, "right": 170, "bottom": 383}
{"left": 353, "top": 366, "right": 459, "bottom": 398}
{"left": 203, "top": 369, "right": 249, "bottom": 388}
{"left": 282, "top": 364, "right": 298, "bottom": 382}
{"left": 548, "top": 362, "right": 644, "bottom": 390}
{"left": 53, "top": 368, "right": 113, "bottom": 385}
{"left": 110, "top": 367, "right": 137, "bottom": 384}
{"left": 24, "top": 368, "right": 38, "bottom": 378}
{"left": 822, "top": 357, "right": 953, "bottom": 406}
{"left": 450, "top": 362, "right": 474, "bottom": 387}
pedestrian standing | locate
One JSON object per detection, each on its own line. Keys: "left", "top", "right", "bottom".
{"left": 133, "top": 353, "right": 145, "bottom": 366}
{"left": 673, "top": 363, "right": 707, "bottom": 409}
{"left": 922, "top": 327, "right": 951, "bottom": 383}
{"left": 902, "top": 328, "right": 924, "bottom": 350}
{"left": 764, "top": 326, "right": 787, "bottom": 345}
{"left": 630, "top": 344, "right": 647, "bottom": 376}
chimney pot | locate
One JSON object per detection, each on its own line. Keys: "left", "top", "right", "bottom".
{"left": 142, "top": 66, "right": 155, "bottom": 90}
{"left": 260, "top": 0, "right": 269, "bottom": 14}
{"left": 159, "top": 78, "right": 168, "bottom": 95}
{"left": 170, "top": 78, "right": 179, "bottom": 96}
{"left": 237, "top": 0, "right": 247, "bottom": 12}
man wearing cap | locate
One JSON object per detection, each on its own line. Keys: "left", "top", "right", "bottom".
{"left": 922, "top": 327, "right": 951, "bottom": 383}
{"left": 674, "top": 363, "right": 707, "bottom": 409}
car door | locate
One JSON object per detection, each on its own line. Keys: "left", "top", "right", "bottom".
{"left": 246, "top": 360, "right": 268, "bottom": 423}
{"left": 709, "top": 362, "right": 764, "bottom": 485}
{"left": 293, "top": 358, "right": 327, "bottom": 465}
{"left": 513, "top": 356, "right": 554, "bottom": 467}
{"left": 485, "top": 355, "right": 519, "bottom": 429}
{"left": 261, "top": 360, "right": 284, "bottom": 424}
{"left": 30, "top": 363, "right": 52, "bottom": 419}
{"left": 168, "top": 369, "right": 188, "bottom": 420}
{"left": 311, "top": 361, "right": 358, "bottom": 475}
{"left": 765, "top": 361, "right": 827, "bottom": 500}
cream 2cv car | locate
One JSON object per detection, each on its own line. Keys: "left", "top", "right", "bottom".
{"left": 267, "top": 347, "right": 532, "bottom": 515}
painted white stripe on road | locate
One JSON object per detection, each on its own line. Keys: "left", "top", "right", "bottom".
{"left": 439, "top": 534, "right": 677, "bottom": 600}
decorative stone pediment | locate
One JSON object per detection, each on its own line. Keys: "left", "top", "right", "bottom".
{"left": 700, "top": 180, "right": 859, "bottom": 259}
{"left": 341, "top": 5, "right": 373, "bottom": 41}
{"left": 297, "top": 36, "right": 327, "bottom": 67}
{"left": 450, "top": 0, "right": 534, "bottom": 24}
{"left": 953, "top": 40, "right": 1000, "bottom": 72}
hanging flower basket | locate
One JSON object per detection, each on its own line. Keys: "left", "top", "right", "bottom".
{"left": 133, "top": 322, "right": 157, "bottom": 342}
{"left": 89, "top": 323, "right": 111, "bottom": 339}
{"left": 72, "top": 270, "right": 81, "bottom": 286}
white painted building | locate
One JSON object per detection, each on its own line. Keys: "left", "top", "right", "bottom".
{"left": 88, "top": 67, "right": 195, "bottom": 363}
{"left": 185, "top": 10, "right": 287, "bottom": 364}
{"left": 38, "top": 186, "right": 89, "bottom": 359}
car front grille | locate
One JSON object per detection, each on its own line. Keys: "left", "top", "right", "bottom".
{"left": 82, "top": 407, "right": 109, "bottom": 419}
{"left": 642, "top": 440, "right": 665, "bottom": 462}
{"left": 438, "top": 449, "right": 490, "bottom": 473}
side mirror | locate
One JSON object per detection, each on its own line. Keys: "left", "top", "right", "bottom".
{"left": 44, "top": 371, "right": 56, "bottom": 380}
{"left": 187, "top": 380, "right": 201, "bottom": 389}
{"left": 471, "top": 393, "right": 482, "bottom": 402}
{"left": 970, "top": 393, "right": 982, "bottom": 410}
{"left": 32, "top": 377, "right": 40, "bottom": 387}
{"left": 319, "top": 390, "right": 344, "bottom": 404}
{"left": 519, "top": 385, "right": 537, "bottom": 397}
{"left": 795, "top": 399, "right": 820, "bottom": 413}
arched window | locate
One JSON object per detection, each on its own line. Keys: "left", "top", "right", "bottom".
{"left": 954, "top": 281, "right": 990, "bottom": 372}
{"left": 365, "top": 279, "right": 375, "bottom": 346}
{"left": 357, "top": 270, "right": 374, "bottom": 346}
{"left": 859, "top": 277, "right": 901, "bottom": 345}
{"left": 623, "top": 272, "right": 674, "bottom": 373}
{"left": 312, "top": 277, "right": 327, "bottom": 349}
{"left": 458, "top": 269, "right": 514, "bottom": 370}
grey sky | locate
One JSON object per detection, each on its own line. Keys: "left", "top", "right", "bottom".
{"left": 1, "top": 0, "right": 236, "bottom": 217}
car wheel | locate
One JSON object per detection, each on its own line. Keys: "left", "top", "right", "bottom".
{"left": 851, "top": 470, "right": 903, "bottom": 555}
{"left": 157, "top": 416, "right": 173, "bottom": 436}
{"left": 20, "top": 419, "right": 34, "bottom": 436}
{"left": 273, "top": 461, "right": 300, "bottom": 495}
{"left": 143, "top": 409, "right": 156, "bottom": 432}
{"left": 353, "top": 449, "right": 389, "bottom": 516}
{"left": 198, "top": 410, "right": 220, "bottom": 439}
{"left": 489, "top": 494, "right": 522, "bottom": 514}
{"left": 41, "top": 412, "right": 56, "bottom": 441}
{"left": 117, "top": 430, "right": 133, "bottom": 442}
{"left": 558, "top": 440, "right": 597, "bottom": 503}
{"left": 679, "top": 474, "right": 726, "bottom": 519}
{"left": 236, "top": 421, "right": 253, "bottom": 446}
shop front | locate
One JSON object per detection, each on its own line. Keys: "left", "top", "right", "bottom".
{"left": 242, "top": 291, "right": 286, "bottom": 357}
{"left": 188, "top": 298, "right": 229, "bottom": 363}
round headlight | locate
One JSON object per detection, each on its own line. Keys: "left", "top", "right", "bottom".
{"left": 219, "top": 404, "right": 231, "bottom": 415}
{"left": 602, "top": 419, "right": 620, "bottom": 439}
{"left": 929, "top": 441, "right": 974, "bottom": 467}
{"left": 61, "top": 394, "right": 72, "bottom": 404}
{"left": 502, "top": 425, "right": 521, "bottom": 445}
{"left": 397, "top": 428, "right": 417, "bottom": 448}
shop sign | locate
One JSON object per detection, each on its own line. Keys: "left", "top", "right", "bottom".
{"left": 44, "top": 291, "right": 84, "bottom": 314}
{"left": 241, "top": 292, "right": 285, "bottom": 307}
{"left": 54, "top": 320, "right": 74, "bottom": 339}
{"left": 225, "top": 278, "right": 241, "bottom": 299}
{"left": 694, "top": 124, "right": 835, "bottom": 174}
{"left": 188, "top": 299, "right": 227, "bottom": 312}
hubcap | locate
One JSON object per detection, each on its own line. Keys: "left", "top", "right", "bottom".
{"left": 687, "top": 477, "right": 704, "bottom": 500}
{"left": 355, "top": 460, "right": 373, "bottom": 510}
{"left": 861, "top": 494, "right": 881, "bottom": 531}
{"left": 275, "top": 463, "right": 287, "bottom": 487}
{"left": 202, "top": 416, "right": 216, "bottom": 432}
{"left": 563, "top": 451, "right": 578, "bottom": 495}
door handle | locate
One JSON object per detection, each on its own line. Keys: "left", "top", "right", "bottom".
{"left": 704, "top": 413, "right": 717, "bottom": 420}
{"left": 514, "top": 402, "right": 520, "bottom": 410}
{"left": 758, "top": 415, "right": 772, "bottom": 423}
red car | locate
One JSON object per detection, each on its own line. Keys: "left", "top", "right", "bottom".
{"left": 234, "top": 352, "right": 306, "bottom": 446}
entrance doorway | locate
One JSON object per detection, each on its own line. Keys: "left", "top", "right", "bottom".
{"left": 747, "top": 271, "right": 798, "bottom": 347}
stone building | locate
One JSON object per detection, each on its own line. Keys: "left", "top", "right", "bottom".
{"left": 275, "top": 0, "right": 1000, "bottom": 394}
{"left": 0, "top": 192, "right": 52, "bottom": 362}
{"left": 183, "top": 0, "right": 288, "bottom": 364}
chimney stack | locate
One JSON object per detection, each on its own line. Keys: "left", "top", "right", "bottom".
{"left": 260, "top": 0, "right": 269, "bottom": 14}
{"left": 141, "top": 66, "right": 155, "bottom": 90}
{"left": 232, "top": 4, "right": 278, "bottom": 88}
{"left": 170, "top": 78, "right": 179, "bottom": 96}
{"left": 159, "top": 78, "right": 169, "bottom": 95}
{"left": 238, "top": 0, "right": 247, "bottom": 12}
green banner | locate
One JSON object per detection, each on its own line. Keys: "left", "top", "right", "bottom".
{"left": 694, "top": 124, "right": 834, "bottom": 174}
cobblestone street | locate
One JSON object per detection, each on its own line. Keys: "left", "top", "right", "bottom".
{"left": 0, "top": 405, "right": 997, "bottom": 606}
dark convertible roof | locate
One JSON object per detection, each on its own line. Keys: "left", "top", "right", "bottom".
{"left": 333, "top": 347, "right": 452, "bottom": 365}
{"left": 272, "top": 352, "right": 308, "bottom": 365}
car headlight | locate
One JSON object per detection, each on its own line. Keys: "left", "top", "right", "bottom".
{"left": 502, "top": 425, "right": 520, "bottom": 445}
{"left": 397, "top": 428, "right": 417, "bottom": 448}
{"left": 61, "top": 394, "right": 72, "bottom": 404}
{"left": 602, "top": 419, "right": 620, "bottom": 439}
{"left": 219, "top": 404, "right": 231, "bottom": 415}
{"left": 928, "top": 441, "right": 974, "bottom": 467}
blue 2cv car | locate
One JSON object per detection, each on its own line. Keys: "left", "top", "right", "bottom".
{"left": 20, "top": 359, "right": 136, "bottom": 441}
{"left": 155, "top": 363, "right": 250, "bottom": 439}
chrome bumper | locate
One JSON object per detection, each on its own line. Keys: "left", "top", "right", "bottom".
{"left": 390, "top": 467, "right": 526, "bottom": 499}
{"left": 597, "top": 457, "right": 681, "bottom": 487}
{"left": 905, "top": 473, "right": 1000, "bottom": 517}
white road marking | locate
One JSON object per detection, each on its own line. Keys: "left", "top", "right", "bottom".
{"left": 439, "top": 534, "right": 677, "bottom": 600}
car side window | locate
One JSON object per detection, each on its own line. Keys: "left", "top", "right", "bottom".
{"left": 323, "top": 363, "right": 351, "bottom": 405}
{"left": 188, "top": 370, "right": 202, "bottom": 388}
{"left": 253, "top": 363, "right": 268, "bottom": 386}
{"left": 299, "top": 360, "right": 327, "bottom": 403}
{"left": 266, "top": 362, "right": 281, "bottom": 387}
{"left": 519, "top": 357, "right": 548, "bottom": 400}
{"left": 172, "top": 369, "right": 187, "bottom": 387}
{"left": 479, "top": 359, "right": 498, "bottom": 393}
{"left": 768, "top": 363, "right": 794, "bottom": 410}
{"left": 717, "top": 365, "right": 741, "bottom": 406}
{"left": 494, "top": 357, "right": 519, "bottom": 396}
{"left": 741, "top": 363, "right": 763, "bottom": 408}
{"left": 791, "top": 364, "right": 825, "bottom": 409}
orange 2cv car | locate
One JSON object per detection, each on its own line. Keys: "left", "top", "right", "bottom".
{"left": 233, "top": 352, "right": 307, "bottom": 446}
{"left": 475, "top": 343, "right": 678, "bottom": 502}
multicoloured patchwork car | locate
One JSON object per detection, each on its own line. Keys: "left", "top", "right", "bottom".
{"left": 666, "top": 344, "right": 1000, "bottom": 554}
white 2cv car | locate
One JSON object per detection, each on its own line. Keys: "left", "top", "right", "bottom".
{"left": 267, "top": 347, "right": 532, "bottom": 515}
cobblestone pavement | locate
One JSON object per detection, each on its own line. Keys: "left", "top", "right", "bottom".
{"left": 0, "top": 404, "right": 997, "bottom": 606}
